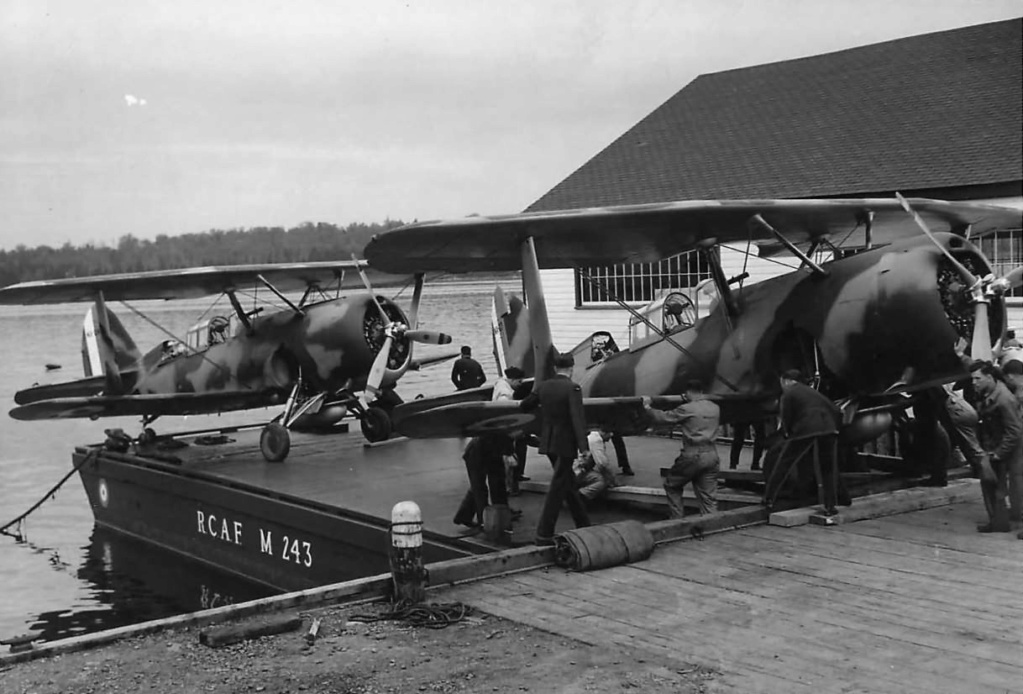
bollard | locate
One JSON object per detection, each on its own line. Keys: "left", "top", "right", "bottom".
{"left": 389, "top": 501, "right": 427, "bottom": 604}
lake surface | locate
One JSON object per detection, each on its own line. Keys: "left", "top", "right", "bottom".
{"left": 0, "top": 279, "right": 518, "bottom": 643}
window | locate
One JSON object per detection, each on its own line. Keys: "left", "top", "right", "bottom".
{"left": 978, "top": 229, "right": 1023, "bottom": 298}
{"left": 575, "top": 250, "right": 712, "bottom": 306}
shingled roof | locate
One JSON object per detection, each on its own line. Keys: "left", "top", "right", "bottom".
{"left": 529, "top": 18, "right": 1022, "bottom": 211}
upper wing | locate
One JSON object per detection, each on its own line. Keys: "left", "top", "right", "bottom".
{"left": 0, "top": 261, "right": 415, "bottom": 305}
{"left": 365, "top": 198, "right": 1022, "bottom": 273}
{"left": 9, "top": 391, "right": 285, "bottom": 420}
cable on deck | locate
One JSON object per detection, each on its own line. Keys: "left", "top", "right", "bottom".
{"left": 348, "top": 599, "right": 473, "bottom": 629}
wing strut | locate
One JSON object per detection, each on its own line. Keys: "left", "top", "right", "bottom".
{"left": 750, "top": 215, "right": 828, "bottom": 276}
{"left": 226, "top": 289, "right": 253, "bottom": 330}
{"left": 257, "top": 275, "right": 304, "bottom": 316}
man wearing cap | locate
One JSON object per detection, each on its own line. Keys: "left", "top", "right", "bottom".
{"left": 451, "top": 345, "right": 486, "bottom": 391}
{"left": 519, "top": 352, "right": 591, "bottom": 544}
{"left": 642, "top": 380, "right": 721, "bottom": 517}
{"left": 493, "top": 366, "right": 530, "bottom": 493}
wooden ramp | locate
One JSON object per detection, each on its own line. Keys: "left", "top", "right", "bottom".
{"left": 436, "top": 487, "right": 1023, "bottom": 693}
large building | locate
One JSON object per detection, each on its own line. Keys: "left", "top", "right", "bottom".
{"left": 529, "top": 17, "right": 1023, "bottom": 351}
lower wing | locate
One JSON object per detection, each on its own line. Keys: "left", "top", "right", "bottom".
{"left": 391, "top": 392, "right": 777, "bottom": 439}
{"left": 9, "top": 390, "right": 287, "bottom": 421}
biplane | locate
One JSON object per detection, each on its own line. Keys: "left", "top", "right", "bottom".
{"left": 364, "top": 197, "right": 1023, "bottom": 450}
{"left": 0, "top": 261, "right": 455, "bottom": 461}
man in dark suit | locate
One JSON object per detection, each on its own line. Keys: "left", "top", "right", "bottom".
{"left": 764, "top": 369, "right": 849, "bottom": 514}
{"left": 519, "top": 352, "right": 591, "bottom": 545}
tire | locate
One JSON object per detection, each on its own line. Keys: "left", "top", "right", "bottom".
{"left": 140, "top": 427, "right": 157, "bottom": 445}
{"left": 260, "top": 422, "right": 291, "bottom": 462}
{"left": 360, "top": 406, "right": 392, "bottom": 443}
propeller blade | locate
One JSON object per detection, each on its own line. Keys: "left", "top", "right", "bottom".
{"left": 365, "top": 334, "right": 394, "bottom": 401}
{"left": 408, "top": 273, "right": 425, "bottom": 329}
{"left": 971, "top": 301, "right": 993, "bottom": 362}
{"left": 895, "top": 193, "right": 979, "bottom": 287}
{"left": 1005, "top": 266, "right": 1023, "bottom": 289}
{"left": 990, "top": 266, "right": 1023, "bottom": 295}
{"left": 351, "top": 254, "right": 391, "bottom": 325}
{"left": 405, "top": 329, "right": 452, "bottom": 345}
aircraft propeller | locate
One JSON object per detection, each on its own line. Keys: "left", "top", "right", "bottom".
{"left": 352, "top": 260, "right": 451, "bottom": 404}
{"left": 896, "top": 193, "right": 1018, "bottom": 362}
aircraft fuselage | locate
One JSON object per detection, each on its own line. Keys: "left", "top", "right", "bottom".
{"left": 577, "top": 233, "right": 1001, "bottom": 412}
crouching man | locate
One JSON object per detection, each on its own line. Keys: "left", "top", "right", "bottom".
{"left": 574, "top": 429, "right": 619, "bottom": 503}
{"left": 642, "top": 381, "right": 721, "bottom": 517}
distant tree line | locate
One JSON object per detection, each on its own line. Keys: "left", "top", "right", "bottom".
{"left": 0, "top": 221, "right": 405, "bottom": 287}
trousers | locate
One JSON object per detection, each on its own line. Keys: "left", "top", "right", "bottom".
{"left": 663, "top": 444, "right": 719, "bottom": 517}
{"left": 535, "top": 454, "right": 590, "bottom": 540}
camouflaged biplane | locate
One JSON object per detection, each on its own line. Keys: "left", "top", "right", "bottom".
{"left": 364, "top": 197, "right": 1023, "bottom": 448}
{"left": 0, "top": 261, "right": 454, "bottom": 461}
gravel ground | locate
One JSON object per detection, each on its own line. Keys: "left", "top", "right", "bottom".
{"left": 0, "top": 601, "right": 720, "bottom": 693}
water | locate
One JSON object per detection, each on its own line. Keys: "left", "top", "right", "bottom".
{"left": 0, "top": 280, "right": 515, "bottom": 643}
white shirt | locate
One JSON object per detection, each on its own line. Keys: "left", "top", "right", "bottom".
{"left": 492, "top": 377, "right": 515, "bottom": 401}
{"left": 574, "top": 432, "right": 616, "bottom": 485}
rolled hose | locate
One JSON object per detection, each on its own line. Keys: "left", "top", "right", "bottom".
{"left": 553, "top": 520, "right": 655, "bottom": 571}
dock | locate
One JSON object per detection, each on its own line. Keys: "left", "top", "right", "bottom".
{"left": 433, "top": 483, "right": 1022, "bottom": 693}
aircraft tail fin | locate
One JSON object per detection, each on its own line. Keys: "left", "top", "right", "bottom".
{"left": 491, "top": 286, "right": 535, "bottom": 378}
{"left": 82, "top": 303, "right": 141, "bottom": 394}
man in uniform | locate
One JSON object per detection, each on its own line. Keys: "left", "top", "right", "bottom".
{"left": 969, "top": 360, "right": 1022, "bottom": 533}
{"left": 451, "top": 345, "right": 486, "bottom": 391}
{"left": 642, "top": 380, "right": 721, "bottom": 517}
{"left": 519, "top": 353, "right": 591, "bottom": 545}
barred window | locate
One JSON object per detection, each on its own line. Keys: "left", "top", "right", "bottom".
{"left": 978, "top": 228, "right": 1023, "bottom": 298}
{"left": 575, "top": 250, "right": 713, "bottom": 306}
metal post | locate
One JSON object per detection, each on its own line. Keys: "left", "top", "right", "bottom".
{"left": 389, "top": 501, "right": 426, "bottom": 604}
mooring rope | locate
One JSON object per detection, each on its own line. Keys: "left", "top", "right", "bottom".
{"left": 348, "top": 599, "right": 473, "bottom": 629}
{"left": 0, "top": 449, "right": 98, "bottom": 541}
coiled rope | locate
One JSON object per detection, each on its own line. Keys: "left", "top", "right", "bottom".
{"left": 348, "top": 599, "right": 473, "bottom": 629}
{"left": 1, "top": 449, "right": 98, "bottom": 541}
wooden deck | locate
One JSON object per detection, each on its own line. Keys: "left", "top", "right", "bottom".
{"left": 436, "top": 486, "right": 1023, "bottom": 693}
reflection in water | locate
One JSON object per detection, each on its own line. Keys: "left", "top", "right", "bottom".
{"left": 26, "top": 526, "right": 276, "bottom": 643}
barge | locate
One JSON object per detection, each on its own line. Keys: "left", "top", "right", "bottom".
{"left": 70, "top": 422, "right": 954, "bottom": 593}
{"left": 70, "top": 426, "right": 701, "bottom": 592}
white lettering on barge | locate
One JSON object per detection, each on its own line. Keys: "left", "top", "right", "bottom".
{"left": 194, "top": 510, "right": 314, "bottom": 567}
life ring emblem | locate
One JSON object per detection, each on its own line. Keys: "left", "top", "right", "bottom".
{"left": 98, "top": 479, "right": 109, "bottom": 508}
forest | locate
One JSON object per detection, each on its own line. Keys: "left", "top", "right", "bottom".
{"left": 0, "top": 220, "right": 404, "bottom": 288}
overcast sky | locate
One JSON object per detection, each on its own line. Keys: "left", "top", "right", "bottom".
{"left": 1, "top": 0, "right": 1019, "bottom": 250}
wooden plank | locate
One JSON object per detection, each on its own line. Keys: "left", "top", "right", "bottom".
{"left": 808, "top": 480, "right": 978, "bottom": 524}
{"left": 504, "top": 566, "right": 957, "bottom": 694}
{"left": 669, "top": 532, "right": 1023, "bottom": 619}
{"left": 752, "top": 524, "right": 1023, "bottom": 586}
{"left": 624, "top": 557, "right": 1019, "bottom": 692}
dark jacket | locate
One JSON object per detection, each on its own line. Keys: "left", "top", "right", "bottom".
{"left": 976, "top": 381, "right": 1023, "bottom": 461}
{"left": 451, "top": 356, "right": 486, "bottom": 390}
{"left": 780, "top": 382, "right": 841, "bottom": 438}
{"left": 519, "top": 374, "right": 589, "bottom": 459}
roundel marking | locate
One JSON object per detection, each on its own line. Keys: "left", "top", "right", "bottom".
{"left": 465, "top": 413, "right": 536, "bottom": 434}
{"left": 98, "top": 479, "right": 110, "bottom": 508}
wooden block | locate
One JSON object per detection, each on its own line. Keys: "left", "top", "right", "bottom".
{"left": 199, "top": 615, "right": 304, "bottom": 648}
{"left": 810, "top": 479, "right": 978, "bottom": 525}
{"left": 769, "top": 507, "right": 817, "bottom": 527}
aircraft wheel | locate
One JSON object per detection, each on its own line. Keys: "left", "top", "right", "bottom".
{"left": 360, "top": 406, "right": 392, "bottom": 443}
{"left": 260, "top": 422, "right": 291, "bottom": 462}
{"left": 140, "top": 428, "right": 157, "bottom": 445}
